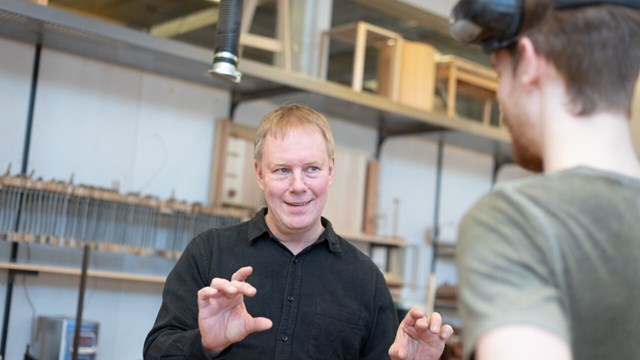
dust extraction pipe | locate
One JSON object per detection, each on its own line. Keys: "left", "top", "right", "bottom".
{"left": 209, "top": 0, "right": 243, "bottom": 83}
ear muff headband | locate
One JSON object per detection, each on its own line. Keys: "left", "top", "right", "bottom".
{"left": 450, "top": 0, "right": 524, "bottom": 52}
{"left": 450, "top": 0, "right": 640, "bottom": 52}
{"left": 556, "top": 0, "right": 640, "bottom": 9}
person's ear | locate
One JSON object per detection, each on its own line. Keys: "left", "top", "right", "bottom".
{"left": 517, "top": 37, "right": 541, "bottom": 89}
{"left": 328, "top": 156, "right": 335, "bottom": 186}
{"left": 254, "top": 160, "right": 265, "bottom": 191}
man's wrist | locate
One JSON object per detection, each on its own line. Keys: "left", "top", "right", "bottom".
{"left": 201, "top": 338, "right": 228, "bottom": 357}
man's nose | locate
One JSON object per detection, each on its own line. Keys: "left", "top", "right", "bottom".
{"left": 289, "top": 170, "right": 307, "bottom": 192}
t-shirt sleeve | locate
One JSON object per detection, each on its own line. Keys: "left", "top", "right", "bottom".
{"left": 456, "top": 190, "right": 569, "bottom": 360}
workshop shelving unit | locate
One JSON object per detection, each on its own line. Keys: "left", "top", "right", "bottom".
{"left": 0, "top": 0, "right": 511, "bottom": 257}
{"left": 0, "top": 0, "right": 511, "bottom": 356}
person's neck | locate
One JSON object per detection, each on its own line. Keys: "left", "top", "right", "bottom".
{"left": 543, "top": 110, "right": 640, "bottom": 179}
{"left": 265, "top": 214, "right": 324, "bottom": 255}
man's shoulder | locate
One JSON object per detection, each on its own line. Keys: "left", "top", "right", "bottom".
{"left": 464, "top": 169, "right": 591, "bottom": 216}
{"left": 332, "top": 234, "right": 386, "bottom": 272}
{"left": 189, "top": 218, "right": 251, "bottom": 247}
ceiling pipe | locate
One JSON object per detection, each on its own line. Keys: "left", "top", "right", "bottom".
{"left": 209, "top": 0, "right": 243, "bottom": 83}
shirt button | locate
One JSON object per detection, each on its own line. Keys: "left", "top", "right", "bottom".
{"left": 292, "top": 259, "right": 298, "bottom": 264}
{"left": 281, "top": 335, "right": 288, "bottom": 342}
{"left": 287, "top": 296, "right": 294, "bottom": 302}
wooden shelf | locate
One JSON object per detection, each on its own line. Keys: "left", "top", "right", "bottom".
{"left": 0, "top": 261, "right": 166, "bottom": 284}
{"left": 435, "top": 242, "right": 456, "bottom": 258}
{"left": 434, "top": 299, "right": 458, "bottom": 310}
{"left": 340, "top": 231, "right": 406, "bottom": 247}
{"left": 0, "top": 0, "right": 511, "bottom": 159}
{"left": 0, "top": 262, "right": 404, "bottom": 289}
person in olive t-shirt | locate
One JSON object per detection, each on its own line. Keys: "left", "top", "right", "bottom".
{"left": 391, "top": 0, "right": 640, "bottom": 359}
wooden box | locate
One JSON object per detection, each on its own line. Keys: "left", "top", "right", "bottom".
{"left": 378, "top": 40, "right": 436, "bottom": 111}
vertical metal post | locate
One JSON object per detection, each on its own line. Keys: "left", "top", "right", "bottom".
{"left": 430, "top": 135, "right": 444, "bottom": 273}
{"left": 72, "top": 244, "right": 90, "bottom": 360}
{"left": 229, "top": 89, "right": 239, "bottom": 120}
{"left": 426, "top": 135, "right": 444, "bottom": 313}
{"left": 0, "top": 43, "right": 41, "bottom": 358}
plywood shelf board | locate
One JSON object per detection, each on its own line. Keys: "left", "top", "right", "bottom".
{"left": 0, "top": 261, "right": 166, "bottom": 283}
{"left": 0, "top": 1, "right": 511, "bottom": 159}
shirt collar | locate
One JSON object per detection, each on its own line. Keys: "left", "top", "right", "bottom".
{"left": 247, "top": 207, "right": 342, "bottom": 253}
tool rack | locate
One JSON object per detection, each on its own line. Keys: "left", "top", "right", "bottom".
{"left": 0, "top": 1, "right": 514, "bottom": 356}
{"left": 0, "top": 172, "right": 247, "bottom": 259}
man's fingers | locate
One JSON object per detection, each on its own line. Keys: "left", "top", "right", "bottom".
{"left": 246, "top": 317, "right": 273, "bottom": 334}
{"left": 210, "top": 278, "right": 238, "bottom": 293}
{"left": 197, "top": 287, "right": 219, "bottom": 307}
{"left": 400, "top": 307, "right": 426, "bottom": 328}
{"left": 440, "top": 324, "right": 455, "bottom": 340}
{"left": 428, "top": 312, "right": 443, "bottom": 333}
{"left": 210, "top": 277, "right": 258, "bottom": 297}
{"left": 388, "top": 344, "right": 408, "bottom": 360}
{"left": 231, "top": 266, "right": 253, "bottom": 281}
{"left": 408, "top": 307, "right": 425, "bottom": 319}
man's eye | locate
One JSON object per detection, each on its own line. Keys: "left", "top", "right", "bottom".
{"left": 275, "top": 168, "right": 289, "bottom": 174}
{"left": 307, "top": 166, "right": 319, "bottom": 172}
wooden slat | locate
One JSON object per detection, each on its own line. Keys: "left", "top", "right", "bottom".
{"left": 363, "top": 159, "right": 379, "bottom": 235}
{"left": 0, "top": 262, "right": 166, "bottom": 283}
{"left": 209, "top": 118, "right": 231, "bottom": 208}
{"left": 340, "top": 231, "right": 406, "bottom": 247}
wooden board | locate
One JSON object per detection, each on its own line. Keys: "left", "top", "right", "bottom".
{"left": 363, "top": 159, "right": 379, "bottom": 235}
{"left": 209, "top": 118, "right": 264, "bottom": 211}
{"left": 323, "top": 146, "right": 368, "bottom": 234}
{"left": 378, "top": 40, "right": 436, "bottom": 111}
{"left": 221, "top": 136, "right": 264, "bottom": 209}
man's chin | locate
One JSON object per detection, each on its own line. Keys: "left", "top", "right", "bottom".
{"left": 512, "top": 150, "right": 543, "bottom": 173}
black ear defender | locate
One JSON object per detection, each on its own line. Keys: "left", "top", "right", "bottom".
{"left": 450, "top": 0, "right": 525, "bottom": 52}
{"left": 450, "top": 0, "right": 640, "bottom": 52}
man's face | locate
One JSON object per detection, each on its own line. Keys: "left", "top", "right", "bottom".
{"left": 493, "top": 49, "right": 543, "bottom": 172}
{"left": 255, "top": 125, "right": 334, "bottom": 239}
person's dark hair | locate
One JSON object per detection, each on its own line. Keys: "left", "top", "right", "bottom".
{"left": 510, "top": 2, "right": 640, "bottom": 116}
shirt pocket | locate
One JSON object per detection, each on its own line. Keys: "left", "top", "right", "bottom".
{"left": 307, "top": 301, "right": 362, "bottom": 359}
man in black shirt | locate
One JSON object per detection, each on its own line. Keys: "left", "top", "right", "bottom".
{"left": 144, "top": 104, "right": 451, "bottom": 359}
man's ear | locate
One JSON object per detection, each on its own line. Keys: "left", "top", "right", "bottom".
{"left": 254, "top": 160, "right": 265, "bottom": 191}
{"left": 328, "top": 156, "right": 335, "bottom": 186}
{"left": 517, "top": 37, "right": 541, "bottom": 89}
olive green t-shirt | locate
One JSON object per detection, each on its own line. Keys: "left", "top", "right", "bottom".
{"left": 457, "top": 167, "right": 640, "bottom": 359}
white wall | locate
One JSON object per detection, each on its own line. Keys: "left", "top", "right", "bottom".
{"left": 0, "top": 38, "right": 231, "bottom": 360}
{"left": 28, "top": 48, "right": 229, "bottom": 203}
{"left": 0, "top": 37, "right": 34, "bottom": 171}
{"left": 0, "top": 31, "right": 526, "bottom": 359}
{"left": 0, "top": 241, "right": 171, "bottom": 360}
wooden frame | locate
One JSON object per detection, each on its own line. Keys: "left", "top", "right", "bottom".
{"left": 318, "top": 21, "right": 404, "bottom": 101}
{"left": 240, "top": 0, "right": 291, "bottom": 71}
{"left": 208, "top": 118, "right": 263, "bottom": 211}
{"left": 436, "top": 55, "right": 498, "bottom": 125}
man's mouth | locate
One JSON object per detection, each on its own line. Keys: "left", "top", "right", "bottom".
{"left": 285, "top": 199, "right": 312, "bottom": 207}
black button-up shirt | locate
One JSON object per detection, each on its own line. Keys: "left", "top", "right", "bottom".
{"left": 144, "top": 209, "right": 398, "bottom": 359}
